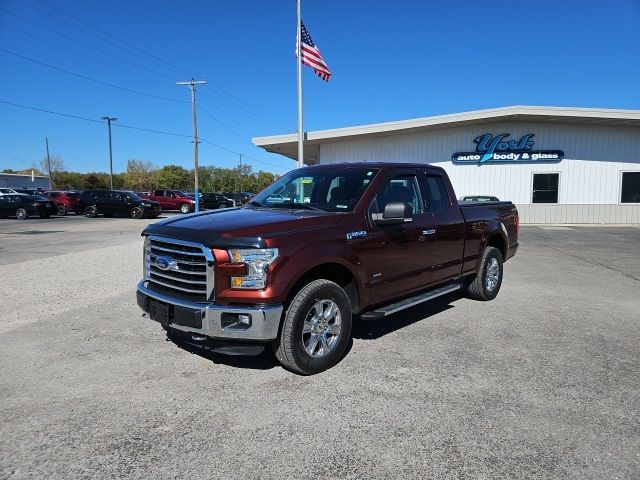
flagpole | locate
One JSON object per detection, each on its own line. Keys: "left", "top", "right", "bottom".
{"left": 296, "top": 0, "right": 304, "bottom": 168}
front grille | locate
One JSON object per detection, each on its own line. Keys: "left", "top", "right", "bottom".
{"left": 144, "top": 237, "right": 213, "bottom": 301}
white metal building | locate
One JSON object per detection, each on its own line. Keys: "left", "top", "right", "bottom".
{"left": 0, "top": 172, "right": 51, "bottom": 190}
{"left": 254, "top": 106, "right": 640, "bottom": 224}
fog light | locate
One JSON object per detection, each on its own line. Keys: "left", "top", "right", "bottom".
{"left": 221, "top": 312, "right": 252, "bottom": 330}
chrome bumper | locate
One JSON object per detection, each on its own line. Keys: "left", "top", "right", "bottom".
{"left": 136, "top": 280, "right": 283, "bottom": 341}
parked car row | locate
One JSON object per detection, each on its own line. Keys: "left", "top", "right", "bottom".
{"left": 0, "top": 187, "right": 244, "bottom": 220}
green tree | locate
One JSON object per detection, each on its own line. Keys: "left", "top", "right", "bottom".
{"left": 125, "top": 159, "right": 157, "bottom": 191}
{"left": 156, "top": 164, "right": 190, "bottom": 190}
{"left": 55, "top": 171, "right": 86, "bottom": 189}
{"left": 84, "top": 172, "right": 109, "bottom": 189}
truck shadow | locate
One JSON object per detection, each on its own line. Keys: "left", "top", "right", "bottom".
{"left": 352, "top": 292, "right": 461, "bottom": 340}
{"left": 165, "top": 335, "right": 279, "bottom": 370}
{"left": 164, "top": 291, "right": 462, "bottom": 371}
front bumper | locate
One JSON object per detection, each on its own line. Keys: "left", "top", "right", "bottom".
{"left": 136, "top": 280, "right": 283, "bottom": 341}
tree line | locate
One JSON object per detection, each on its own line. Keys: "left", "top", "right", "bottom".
{"left": 2, "top": 157, "right": 278, "bottom": 194}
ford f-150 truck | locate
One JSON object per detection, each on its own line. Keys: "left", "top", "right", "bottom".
{"left": 136, "top": 163, "right": 519, "bottom": 374}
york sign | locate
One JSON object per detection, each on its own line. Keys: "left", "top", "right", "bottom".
{"left": 452, "top": 133, "right": 564, "bottom": 165}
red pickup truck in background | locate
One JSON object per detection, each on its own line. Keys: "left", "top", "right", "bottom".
{"left": 137, "top": 163, "right": 519, "bottom": 374}
{"left": 141, "top": 190, "right": 195, "bottom": 214}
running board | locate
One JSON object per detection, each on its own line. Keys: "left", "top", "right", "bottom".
{"left": 359, "top": 283, "right": 463, "bottom": 320}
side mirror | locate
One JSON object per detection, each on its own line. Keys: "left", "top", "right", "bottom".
{"left": 373, "top": 201, "right": 412, "bottom": 225}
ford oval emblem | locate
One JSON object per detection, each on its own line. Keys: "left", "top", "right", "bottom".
{"left": 155, "top": 256, "right": 172, "bottom": 270}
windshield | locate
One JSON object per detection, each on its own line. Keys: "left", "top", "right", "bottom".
{"left": 123, "top": 192, "right": 142, "bottom": 201}
{"left": 251, "top": 167, "right": 379, "bottom": 212}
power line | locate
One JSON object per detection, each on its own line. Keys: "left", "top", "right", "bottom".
{"left": 0, "top": 100, "right": 287, "bottom": 169}
{"left": 0, "top": 22, "right": 169, "bottom": 86}
{"left": 0, "top": 6, "right": 178, "bottom": 83}
{"left": 0, "top": 48, "right": 187, "bottom": 103}
{"left": 29, "top": 0, "right": 197, "bottom": 79}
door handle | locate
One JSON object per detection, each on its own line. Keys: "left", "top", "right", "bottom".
{"left": 422, "top": 229, "right": 436, "bottom": 235}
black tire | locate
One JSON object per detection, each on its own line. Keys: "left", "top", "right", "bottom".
{"left": 466, "top": 246, "right": 503, "bottom": 301}
{"left": 15, "top": 207, "right": 28, "bottom": 220}
{"left": 84, "top": 205, "right": 98, "bottom": 218}
{"left": 179, "top": 204, "right": 191, "bottom": 214}
{"left": 56, "top": 204, "right": 67, "bottom": 216}
{"left": 272, "top": 279, "right": 352, "bottom": 375}
{"left": 217, "top": 203, "right": 226, "bottom": 209}
{"left": 130, "top": 206, "right": 144, "bottom": 219}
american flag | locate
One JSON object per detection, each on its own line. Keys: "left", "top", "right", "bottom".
{"left": 297, "top": 22, "right": 331, "bottom": 82}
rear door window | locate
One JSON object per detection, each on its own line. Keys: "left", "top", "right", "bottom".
{"left": 424, "top": 174, "right": 451, "bottom": 213}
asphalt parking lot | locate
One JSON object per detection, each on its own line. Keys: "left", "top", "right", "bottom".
{"left": 1, "top": 216, "right": 639, "bottom": 479}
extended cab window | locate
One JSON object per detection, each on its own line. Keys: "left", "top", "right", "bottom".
{"left": 424, "top": 174, "right": 451, "bottom": 213}
{"left": 372, "top": 174, "right": 423, "bottom": 215}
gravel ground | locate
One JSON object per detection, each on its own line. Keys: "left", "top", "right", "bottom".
{"left": 1, "top": 217, "right": 639, "bottom": 479}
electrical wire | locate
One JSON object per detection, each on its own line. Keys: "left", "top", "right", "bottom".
{"left": 25, "top": 0, "right": 290, "bottom": 129}
{"left": 0, "top": 6, "right": 178, "bottom": 83}
{"left": 0, "top": 22, "right": 170, "bottom": 86}
{"left": 32, "top": 0, "right": 197, "bottom": 79}
{"left": 0, "top": 100, "right": 288, "bottom": 169}
{"left": 0, "top": 48, "right": 188, "bottom": 104}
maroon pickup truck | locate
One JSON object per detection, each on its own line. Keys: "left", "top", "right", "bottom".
{"left": 136, "top": 163, "right": 519, "bottom": 374}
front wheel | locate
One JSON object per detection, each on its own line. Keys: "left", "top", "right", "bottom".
{"left": 15, "top": 207, "right": 28, "bottom": 220}
{"left": 217, "top": 203, "right": 226, "bottom": 209}
{"left": 466, "top": 246, "right": 503, "bottom": 301}
{"left": 273, "top": 279, "right": 352, "bottom": 375}
{"left": 56, "top": 205, "right": 67, "bottom": 216}
{"left": 180, "top": 204, "right": 191, "bottom": 214}
{"left": 130, "top": 207, "right": 144, "bottom": 219}
{"left": 84, "top": 205, "right": 98, "bottom": 218}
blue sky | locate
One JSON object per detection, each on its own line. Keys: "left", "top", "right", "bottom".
{"left": 1, "top": 0, "right": 639, "bottom": 175}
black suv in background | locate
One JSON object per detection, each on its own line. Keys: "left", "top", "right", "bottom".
{"left": 223, "top": 192, "right": 254, "bottom": 206}
{"left": 78, "top": 190, "right": 161, "bottom": 219}
{"left": 199, "top": 192, "right": 235, "bottom": 209}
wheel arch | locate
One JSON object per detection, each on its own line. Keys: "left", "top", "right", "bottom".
{"left": 285, "top": 261, "right": 362, "bottom": 314}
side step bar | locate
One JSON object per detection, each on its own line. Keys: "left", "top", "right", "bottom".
{"left": 359, "top": 283, "right": 463, "bottom": 321}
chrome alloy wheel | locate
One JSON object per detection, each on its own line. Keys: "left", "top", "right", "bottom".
{"left": 301, "top": 299, "right": 341, "bottom": 358}
{"left": 485, "top": 257, "right": 500, "bottom": 292}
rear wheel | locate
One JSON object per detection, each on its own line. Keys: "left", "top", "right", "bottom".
{"left": 84, "top": 205, "right": 98, "bottom": 218}
{"left": 56, "top": 204, "right": 67, "bottom": 216}
{"left": 273, "top": 279, "right": 352, "bottom": 375}
{"left": 466, "top": 246, "right": 503, "bottom": 301}
{"left": 15, "top": 208, "right": 28, "bottom": 220}
{"left": 180, "top": 204, "right": 191, "bottom": 214}
{"left": 130, "top": 206, "right": 144, "bottom": 219}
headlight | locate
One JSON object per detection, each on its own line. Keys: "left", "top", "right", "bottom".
{"left": 141, "top": 202, "right": 151, "bottom": 207}
{"left": 228, "top": 248, "right": 278, "bottom": 289}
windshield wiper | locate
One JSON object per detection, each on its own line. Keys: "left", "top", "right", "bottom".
{"left": 276, "top": 201, "right": 325, "bottom": 212}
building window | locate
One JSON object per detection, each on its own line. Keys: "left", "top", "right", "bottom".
{"left": 532, "top": 173, "right": 559, "bottom": 203}
{"left": 621, "top": 172, "right": 640, "bottom": 203}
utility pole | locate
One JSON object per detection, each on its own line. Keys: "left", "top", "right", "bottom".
{"left": 45, "top": 137, "right": 52, "bottom": 189}
{"left": 101, "top": 116, "right": 117, "bottom": 190}
{"left": 176, "top": 78, "right": 207, "bottom": 212}
{"left": 238, "top": 153, "right": 243, "bottom": 193}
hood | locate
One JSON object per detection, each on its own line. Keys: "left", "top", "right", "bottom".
{"left": 143, "top": 206, "right": 341, "bottom": 248}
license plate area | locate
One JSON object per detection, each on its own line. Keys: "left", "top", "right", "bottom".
{"left": 149, "top": 299, "right": 171, "bottom": 326}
